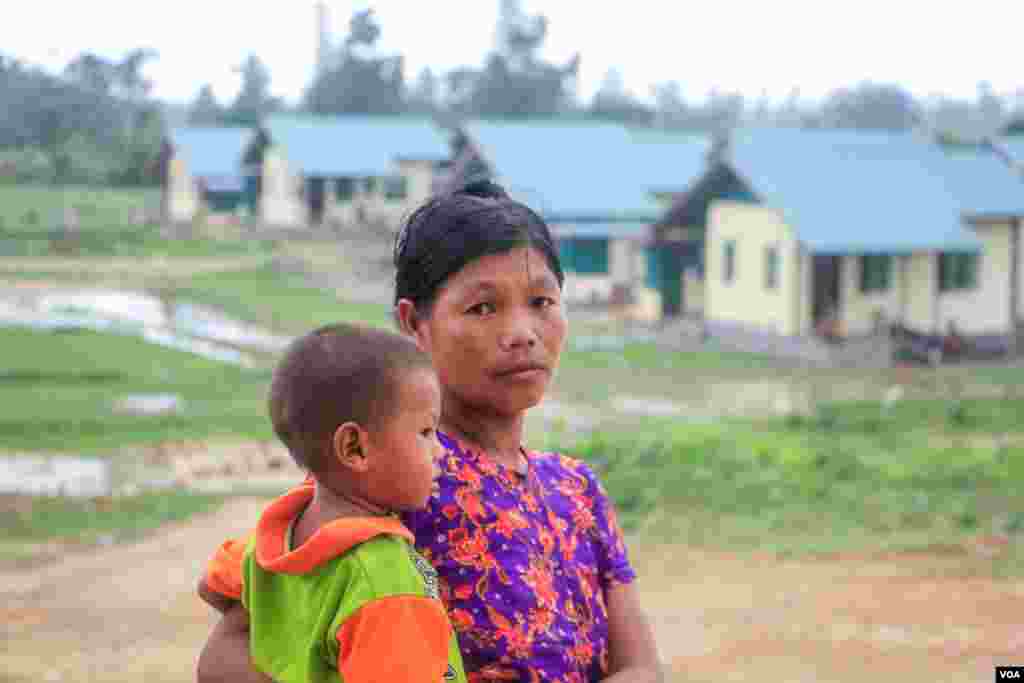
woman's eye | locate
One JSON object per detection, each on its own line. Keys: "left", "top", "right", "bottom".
{"left": 467, "top": 302, "right": 495, "bottom": 315}
{"left": 532, "top": 296, "right": 556, "bottom": 309}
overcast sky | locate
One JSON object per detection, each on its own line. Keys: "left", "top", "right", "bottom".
{"left": 9, "top": 0, "right": 1024, "bottom": 106}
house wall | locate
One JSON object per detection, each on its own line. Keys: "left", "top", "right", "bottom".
{"left": 632, "top": 287, "right": 661, "bottom": 322}
{"left": 705, "top": 202, "right": 801, "bottom": 336}
{"left": 259, "top": 148, "right": 307, "bottom": 227}
{"left": 561, "top": 238, "right": 638, "bottom": 305}
{"left": 166, "top": 157, "right": 199, "bottom": 223}
{"left": 797, "top": 245, "right": 813, "bottom": 335}
{"left": 838, "top": 255, "right": 904, "bottom": 336}
{"left": 830, "top": 222, "right": 1016, "bottom": 338}
{"left": 324, "top": 160, "right": 437, "bottom": 232}
{"left": 1017, "top": 220, "right": 1024, "bottom": 323}
{"left": 396, "top": 159, "right": 436, "bottom": 206}
{"left": 938, "top": 222, "right": 1013, "bottom": 335}
{"left": 904, "top": 253, "right": 938, "bottom": 333}
{"left": 684, "top": 269, "right": 704, "bottom": 315}
{"left": 642, "top": 225, "right": 704, "bottom": 320}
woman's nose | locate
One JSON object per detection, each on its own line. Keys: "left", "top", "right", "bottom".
{"left": 499, "top": 318, "right": 538, "bottom": 350}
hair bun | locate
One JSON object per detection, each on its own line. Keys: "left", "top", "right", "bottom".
{"left": 457, "top": 178, "right": 509, "bottom": 200}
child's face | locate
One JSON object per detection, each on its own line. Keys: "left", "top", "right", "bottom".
{"left": 366, "top": 367, "right": 442, "bottom": 510}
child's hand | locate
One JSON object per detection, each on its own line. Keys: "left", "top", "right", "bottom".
{"left": 198, "top": 576, "right": 240, "bottom": 614}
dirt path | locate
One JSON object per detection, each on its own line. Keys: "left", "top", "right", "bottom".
{"left": 2, "top": 499, "right": 1021, "bottom": 683}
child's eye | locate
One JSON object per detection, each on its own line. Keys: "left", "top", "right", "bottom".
{"left": 467, "top": 302, "right": 496, "bottom": 316}
{"left": 532, "top": 296, "right": 556, "bottom": 309}
{"left": 421, "top": 427, "right": 435, "bottom": 438}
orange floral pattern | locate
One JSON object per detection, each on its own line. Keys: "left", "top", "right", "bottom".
{"left": 402, "top": 433, "right": 635, "bottom": 682}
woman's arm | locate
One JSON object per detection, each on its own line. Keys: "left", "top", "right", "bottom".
{"left": 196, "top": 604, "right": 274, "bottom": 683}
{"left": 602, "top": 582, "right": 663, "bottom": 683}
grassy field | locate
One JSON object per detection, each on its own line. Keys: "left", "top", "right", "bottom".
{"left": 1, "top": 183, "right": 1022, "bottom": 569}
{"left": 0, "top": 185, "right": 272, "bottom": 259}
{"left": 3, "top": 321, "right": 1023, "bottom": 567}
{"left": 0, "top": 490, "right": 225, "bottom": 565}
{"left": 164, "top": 265, "right": 395, "bottom": 334}
{"left": 0, "top": 326, "right": 273, "bottom": 452}
{"left": 565, "top": 415, "right": 1024, "bottom": 570}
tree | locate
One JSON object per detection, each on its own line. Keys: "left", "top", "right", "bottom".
{"left": 0, "top": 49, "right": 166, "bottom": 185}
{"left": 1004, "top": 117, "right": 1024, "bottom": 136}
{"left": 113, "top": 48, "right": 157, "bottom": 102}
{"left": 589, "top": 68, "right": 653, "bottom": 124}
{"left": 188, "top": 84, "right": 224, "bottom": 126}
{"left": 408, "top": 67, "right": 439, "bottom": 114}
{"left": 705, "top": 89, "right": 745, "bottom": 133}
{"left": 304, "top": 9, "right": 405, "bottom": 115}
{"left": 345, "top": 8, "right": 382, "bottom": 51}
{"left": 651, "top": 81, "right": 689, "bottom": 128}
{"left": 821, "top": 82, "right": 921, "bottom": 131}
{"left": 975, "top": 80, "right": 1005, "bottom": 136}
{"left": 445, "top": 1, "right": 578, "bottom": 117}
{"left": 63, "top": 53, "right": 115, "bottom": 93}
{"left": 63, "top": 48, "right": 156, "bottom": 102}
{"left": 225, "top": 55, "right": 281, "bottom": 126}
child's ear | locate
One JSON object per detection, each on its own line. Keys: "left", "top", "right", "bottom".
{"left": 331, "top": 423, "right": 370, "bottom": 473}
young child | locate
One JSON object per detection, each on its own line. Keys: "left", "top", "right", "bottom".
{"left": 204, "top": 323, "right": 465, "bottom": 683}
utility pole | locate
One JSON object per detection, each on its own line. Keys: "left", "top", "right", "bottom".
{"left": 315, "top": 1, "right": 331, "bottom": 78}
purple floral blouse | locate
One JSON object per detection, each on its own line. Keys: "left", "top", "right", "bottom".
{"left": 401, "top": 432, "right": 636, "bottom": 683}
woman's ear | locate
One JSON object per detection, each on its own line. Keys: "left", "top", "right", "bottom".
{"left": 331, "top": 423, "right": 370, "bottom": 473}
{"left": 395, "top": 299, "right": 430, "bottom": 352}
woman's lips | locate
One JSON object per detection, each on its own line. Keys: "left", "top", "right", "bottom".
{"left": 494, "top": 363, "right": 549, "bottom": 380}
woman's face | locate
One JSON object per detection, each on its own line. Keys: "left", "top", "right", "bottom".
{"left": 405, "top": 246, "right": 567, "bottom": 418}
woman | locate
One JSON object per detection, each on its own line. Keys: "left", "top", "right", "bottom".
{"left": 197, "top": 181, "right": 662, "bottom": 682}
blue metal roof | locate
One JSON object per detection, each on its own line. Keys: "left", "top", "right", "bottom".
{"left": 264, "top": 114, "right": 450, "bottom": 177}
{"left": 720, "top": 128, "right": 1024, "bottom": 254}
{"left": 995, "top": 137, "right": 1024, "bottom": 175}
{"left": 464, "top": 120, "right": 708, "bottom": 221}
{"left": 168, "top": 127, "right": 252, "bottom": 177}
{"left": 551, "top": 221, "right": 649, "bottom": 240}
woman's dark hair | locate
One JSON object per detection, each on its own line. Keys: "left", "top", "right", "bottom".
{"left": 393, "top": 179, "right": 564, "bottom": 312}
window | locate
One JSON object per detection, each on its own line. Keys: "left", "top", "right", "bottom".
{"left": 383, "top": 176, "right": 408, "bottom": 201}
{"left": 860, "top": 254, "right": 892, "bottom": 293}
{"left": 335, "top": 177, "right": 355, "bottom": 201}
{"left": 764, "top": 245, "right": 780, "bottom": 290}
{"left": 644, "top": 246, "right": 661, "bottom": 290}
{"left": 723, "top": 240, "right": 736, "bottom": 284}
{"left": 559, "top": 238, "right": 609, "bottom": 275}
{"left": 938, "top": 253, "right": 979, "bottom": 292}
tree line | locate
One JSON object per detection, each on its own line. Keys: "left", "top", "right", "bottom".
{"left": 2, "top": 0, "right": 1023, "bottom": 187}
{"left": 193, "top": 2, "right": 1024, "bottom": 137}
{"left": 0, "top": 50, "right": 164, "bottom": 186}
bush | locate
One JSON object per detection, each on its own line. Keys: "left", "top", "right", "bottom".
{"left": 0, "top": 147, "right": 56, "bottom": 184}
{"left": 557, "top": 416, "right": 1023, "bottom": 547}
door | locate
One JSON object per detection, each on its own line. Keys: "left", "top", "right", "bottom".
{"left": 812, "top": 255, "right": 841, "bottom": 324}
{"left": 307, "top": 177, "right": 326, "bottom": 224}
{"left": 647, "top": 243, "right": 697, "bottom": 317}
{"left": 243, "top": 174, "right": 261, "bottom": 215}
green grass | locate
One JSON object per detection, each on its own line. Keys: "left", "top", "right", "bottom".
{"left": 0, "top": 326, "right": 272, "bottom": 451}
{"left": 0, "top": 490, "right": 226, "bottom": 552}
{"left": 168, "top": 265, "right": 394, "bottom": 334}
{"left": 0, "top": 184, "right": 273, "bottom": 259}
{"left": 0, "top": 185, "right": 159, "bottom": 230}
{"left": 562, "top": 414, "right": 1024, "bottom": 567}
{"left": 804, "top": 395, "right": 1024, "bottom": 434}
{"left": 560, "top": 341, "right": 777, "bottom": 373}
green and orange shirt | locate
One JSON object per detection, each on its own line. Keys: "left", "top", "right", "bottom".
{"left": 234, "top": 485, "right": 466, "bottom": 683}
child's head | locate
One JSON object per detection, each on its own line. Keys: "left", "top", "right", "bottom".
{"left": 269, "top": 323, "right": 441, "bottom": 510}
